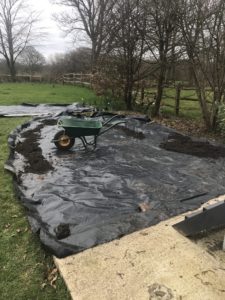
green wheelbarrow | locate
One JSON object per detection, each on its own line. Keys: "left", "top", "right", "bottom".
{"left": 52, "top": 115, "right": 125, "bottom": 150}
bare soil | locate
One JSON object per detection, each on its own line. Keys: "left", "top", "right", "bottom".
{"left": 157, "top": 117, "right": 224, "bottom": 143}
{"left": 160, "top": 132, "right": 225, "bottom": 159}
{"left": 15, "top": 119, "right": 56, "bottom": 174}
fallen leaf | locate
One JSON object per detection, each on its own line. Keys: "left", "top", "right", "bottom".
{"left": 50, "top": 275, "right": 58, "bottom": 288}
{"left": 47, "top": 267, "right": 58, "bottom": 289}
{"left": 138, "top": 202, "right": 151, "bottom": 212}
{"left": 41, "top": 282, "right": 47, "bottom": 290}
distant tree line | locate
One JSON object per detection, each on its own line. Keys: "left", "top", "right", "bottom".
{"left": 54, "top": 0, "right": 225, "bottom": 130}
{"left": 48, "top": 47, "right": 91, "bottom": 77}
{"left": 0, "top": 47, "right": 45, "bottom": 76}
{"left": 0, "top": 1, "right": 91, "bottom": 79}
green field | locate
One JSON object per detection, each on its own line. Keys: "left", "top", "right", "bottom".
{"left": 0, "top": 82, "right": 100, "bottom": 105}
{"left": 0, "top": 82, "right": 204, "bottom": 299}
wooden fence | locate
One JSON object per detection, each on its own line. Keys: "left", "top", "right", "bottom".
{"left": 61, "top": 73, "right": 92, "bottom": 87}
{"left": 136, "top": 83, "right": 216, "bottom": 116}
{"left": 0, "top": 74, "right": 42, "bottom": 82}
{"left": 164, "top": 85, "right": 214, "bottom": 116}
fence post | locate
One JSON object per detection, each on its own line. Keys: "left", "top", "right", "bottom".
{"left": 175, "top": 83, "right": 181, "bottom": 116}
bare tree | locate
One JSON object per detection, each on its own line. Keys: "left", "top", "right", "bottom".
{"left": 105, "top": 0, "right": 148, "bottom": 110}
{"left": 145, "top": 0, "right": 180, "bottom": 116}
{"left": 178, "top": 0, "right": 225, "bottom": 130}
{"left": 19, "top": 46, "right": 46, "bottom": 75}
{"left": 54, "top": 0, "right": 117, "bottom": 70}
{"left": 0, "top": 0, "right": 39, "bottom": 81}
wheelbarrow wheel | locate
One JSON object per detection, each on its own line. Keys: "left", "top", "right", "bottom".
{"left": 54, "top": 130, "right": 75, "bottom": 150}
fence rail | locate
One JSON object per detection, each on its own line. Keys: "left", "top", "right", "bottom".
{"left": 138, "top": 83, "right": 216, "bottom": 116}
{"left": 60, "top": 73, "right": 93, "bottom": 87}
{"left": 0, "top": 74, "right": 42, "bottom": 82}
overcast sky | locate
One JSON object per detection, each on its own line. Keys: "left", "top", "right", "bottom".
{"left": 30, "top": 0, "right": 77, "bottom": 59}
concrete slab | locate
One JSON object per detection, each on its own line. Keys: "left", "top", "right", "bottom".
{"left": 55, "top": 197, "right": 225, "bottom": 300}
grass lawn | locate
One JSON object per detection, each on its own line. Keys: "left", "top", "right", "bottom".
{"left": 0, "top": 83, "right": 103, "bottom": 299}
{"left": 0, "top": 82, "right": 100, "bottom": 106}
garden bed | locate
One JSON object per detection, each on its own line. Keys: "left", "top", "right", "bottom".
{"left": 5, "top": 114, "right": 225, "bottom": 257}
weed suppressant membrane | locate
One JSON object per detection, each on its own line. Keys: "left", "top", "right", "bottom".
{"left": 5, "top": 113, "right": 225, "bottom": 257}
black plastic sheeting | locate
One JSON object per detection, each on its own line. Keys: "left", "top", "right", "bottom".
{"left": 5, "top": 115, "right": 225, "bottom": 257}
{"left": 0, "top": 103, "right": 94, "bottom": 117}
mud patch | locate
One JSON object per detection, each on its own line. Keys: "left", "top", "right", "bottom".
{"left": 15, "top": 123, "right": 53, "bottom": 174}
{"left": 42, "top": 118, "right": 57, "bottom": 126}
{"left": 160, "top": 132, "right": 225, "bottom": 159}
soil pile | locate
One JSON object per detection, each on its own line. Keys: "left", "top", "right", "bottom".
{"left": 160, "top": 132, "right": 225, "bottom": 159}
{"left": 15, "top": 123, "right": 54, "bottom": 174}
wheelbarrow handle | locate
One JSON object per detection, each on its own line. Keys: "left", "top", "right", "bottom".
{"left": 102, "top": 115, "right": 123, "bottom": 126}
{"left": 98, "top": 121, "right": 126, "bottom": 136}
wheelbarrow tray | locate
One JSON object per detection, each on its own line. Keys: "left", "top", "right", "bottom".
{"left": 58, "top": 117, "right": 102, "bottom": 137}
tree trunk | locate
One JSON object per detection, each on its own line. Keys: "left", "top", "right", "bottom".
{"left": 91, "top": 42, "right": 97, "bottom": 73}
{"left": 175, "top": 83, "right": 181, "bottom": 116}
{"left": 188, "top": 63, "right": 194, "bottom": 86}
{"left": 5, "top": 57, "right": 16, "bottom": 82}
{"left": 152, "top": 64, "right": 166, "bottom": 117}
{"left": 10, "top": 63, "right": 16, "bottom": 82}
{"left": 192, "top": 69, "right": 211, "bottom": 129}
{"left": 124, "top": 79, "right": 133, "bottom": 110}
{"left": 210, "top": 89, "right": 221, "bottom": 131}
